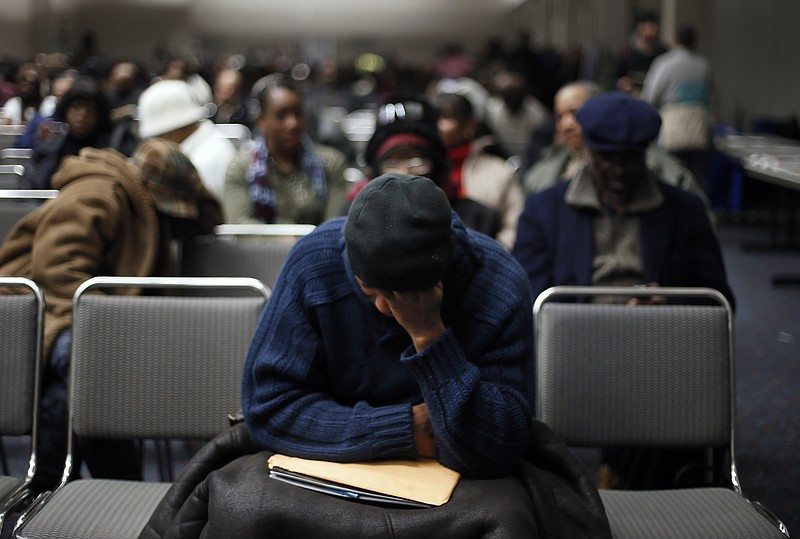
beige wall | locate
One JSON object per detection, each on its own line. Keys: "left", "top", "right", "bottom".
{"left": 709, "top": 0, "right": 800, "bottom": 127}
{"left": 529, "top": 0, "right": 800, "bottom": 125}
{"left": 0, "top": 1, "right": 35, "bottom": 60}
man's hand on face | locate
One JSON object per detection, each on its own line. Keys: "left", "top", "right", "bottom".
{"left": 357, "top": 278, "right": 446, "bottom": 352}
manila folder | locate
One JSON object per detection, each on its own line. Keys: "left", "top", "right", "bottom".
{"left": 267, "top": 454, "right": 461, "bottom": 507}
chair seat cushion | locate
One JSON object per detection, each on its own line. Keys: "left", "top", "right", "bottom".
{"left": 17, "top": 479, "right": 171, "bottom": 539}
{"left": 600, "top": 487, "right": 785, "bottom": 539}
{"left": 0, "top": 474, "right": 23, "bottom": 502}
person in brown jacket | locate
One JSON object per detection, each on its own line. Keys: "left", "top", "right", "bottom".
{"left": 0, "top": 138, "right": 224, "bottom": 491}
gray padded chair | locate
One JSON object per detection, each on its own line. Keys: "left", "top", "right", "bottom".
{"left": 213, "top": 123, "right": 252, "bottom": 150}
{"left": 0, "top": 278, "right": 44, "bottom": 533}
{"left": 0, "top": 165, "right": 25, "bottom": 190}
{"left": 0, "top": 190, "right": 57, "bottom": 244}
{"left": 0, "top": 148, "right": 33, "bottom": 166}
{"left": 534, "top": 286, "right": 789, "bottom": 539}
{"left": 13, "top": 276, "right": 270, "bottom": 539}
{"left": 0, "top": 126, "right": 26, "bottom": 154}
{"left": 179, "top": 223, "right": 314, "bottom": 289}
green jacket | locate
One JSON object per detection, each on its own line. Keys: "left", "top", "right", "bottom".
{"left": 223, "top": 142, "right": 348, "bottom": 225}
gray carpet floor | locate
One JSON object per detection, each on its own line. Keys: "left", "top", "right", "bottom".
{"left": 718, "top": 220, "right": 800, "bottom": 534}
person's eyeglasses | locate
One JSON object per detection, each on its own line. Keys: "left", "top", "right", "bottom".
{"left": 377, "top": 101, "right": 426, "bottom": 127}
{"left": 378, "top": 157, "right": 434, "bottom": 176}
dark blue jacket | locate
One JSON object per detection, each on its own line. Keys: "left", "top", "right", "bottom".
{"left": 513, "top": 180, "right": 735, "bottom": 309}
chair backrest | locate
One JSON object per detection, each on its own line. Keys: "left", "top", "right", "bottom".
{"left": 0, "top": 190, "right": 57, "bottom": 243}
{"left": 0, "top": 278, "right": 43, "bottom": 440}
{"left": 214, "top": 123, "right": 252, "bottom": 149}
{"left": 0, "top": 148, "right": 32, "bottom": 167}
{"left": 0, "top": 125, "right": 25, "bottom": 154}
{"left": 533, "top": 286, "right": 736, "bottom": 480}
{"left": 67, "top": 277, "right": 269, "bottom": 458}
{"left": 179, "top": 224, "right": 314, "bottom": 288}
{"left": 0, "top": 165, "right": 25, "bottom": 189}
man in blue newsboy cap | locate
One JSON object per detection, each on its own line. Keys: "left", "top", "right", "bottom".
{"left": 513, "top": 92, "right": 734, "bottom": 490}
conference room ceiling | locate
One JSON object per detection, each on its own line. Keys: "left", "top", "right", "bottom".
{"left": 175, "top": 0, "right": 526, "bottom": 41}
{"left": 26, "top": 0, "right": 530, "bottom": 64}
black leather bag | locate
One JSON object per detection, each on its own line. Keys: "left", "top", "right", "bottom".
{"left": 139, "top": 421, "right": 611, "bottom": 539}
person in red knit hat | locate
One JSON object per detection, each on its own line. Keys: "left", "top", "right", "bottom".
{"left": 352, "top": 96, "right": 501, "bottom": 240}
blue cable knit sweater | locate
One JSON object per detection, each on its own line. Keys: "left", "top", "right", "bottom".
{"left": 242, "top": 214, "right": 534, "bottom": 478}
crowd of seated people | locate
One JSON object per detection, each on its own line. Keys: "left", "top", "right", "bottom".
{"left": 0, "top": 28, "right": 737, "bottom": 503}
{"left": 0, "top": 14, "right": 793, "bottom": 539}
{"left": 3, "top": 48, "right": 549, "bottom": 242}
{"left": 0, "top": 28, "right": 702, "bottom": 196}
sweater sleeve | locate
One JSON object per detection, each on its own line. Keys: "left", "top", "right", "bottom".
{"left": 241, "top": 247, "right": 418, "bottom": 462}
{"left": 399, "top": 273, "right": 534, "bottom": 479}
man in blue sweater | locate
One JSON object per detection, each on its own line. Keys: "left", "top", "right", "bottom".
{"left": 242, "top": 172, "right": 535, "bottom": 479}
{"left": 143, "top": 172, "right": 610, "bottom": 537}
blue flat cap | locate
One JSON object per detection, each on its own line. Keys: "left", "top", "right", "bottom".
{"left": 575, "top": 92, "right": 662, "bottom": 152}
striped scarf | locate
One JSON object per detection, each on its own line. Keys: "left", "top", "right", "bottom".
{"left": 246, "top": 135, "right": 327, "bottom": 223}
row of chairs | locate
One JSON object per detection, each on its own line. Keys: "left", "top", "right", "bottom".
{"left": 1, "top": 276, "right": 270, "bottom": 537}
{"left": 2, "top": 281, "right": 790, "bottom": 537}
{"left": 0, "top": 210, "right": 791, "bottom": 537}
{"left": 0, "top": 121, "right": 251, "bottom": 191}
{"left": 0, "top": 223, "right": 314, "bottom": 537}
{"left": 0, "top": 188, "right": 311, "bottom": 290}
{"left": 0, "top": 122, "right": 249, "bottom": 153}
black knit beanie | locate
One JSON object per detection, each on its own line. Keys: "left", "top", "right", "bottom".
{"left": 345, "top": 173, "right": 455, "bottom": 291}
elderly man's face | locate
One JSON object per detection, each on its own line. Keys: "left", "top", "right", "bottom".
{"left": 554, "top": 86, "right": 589, "bottom": 151}
{"left": 589, "top": 150, "right": 646, "bottom": 212}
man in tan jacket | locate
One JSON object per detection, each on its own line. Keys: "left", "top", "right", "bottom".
{"left": 0, "top": 139, "right": 223, "bottom": 491}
